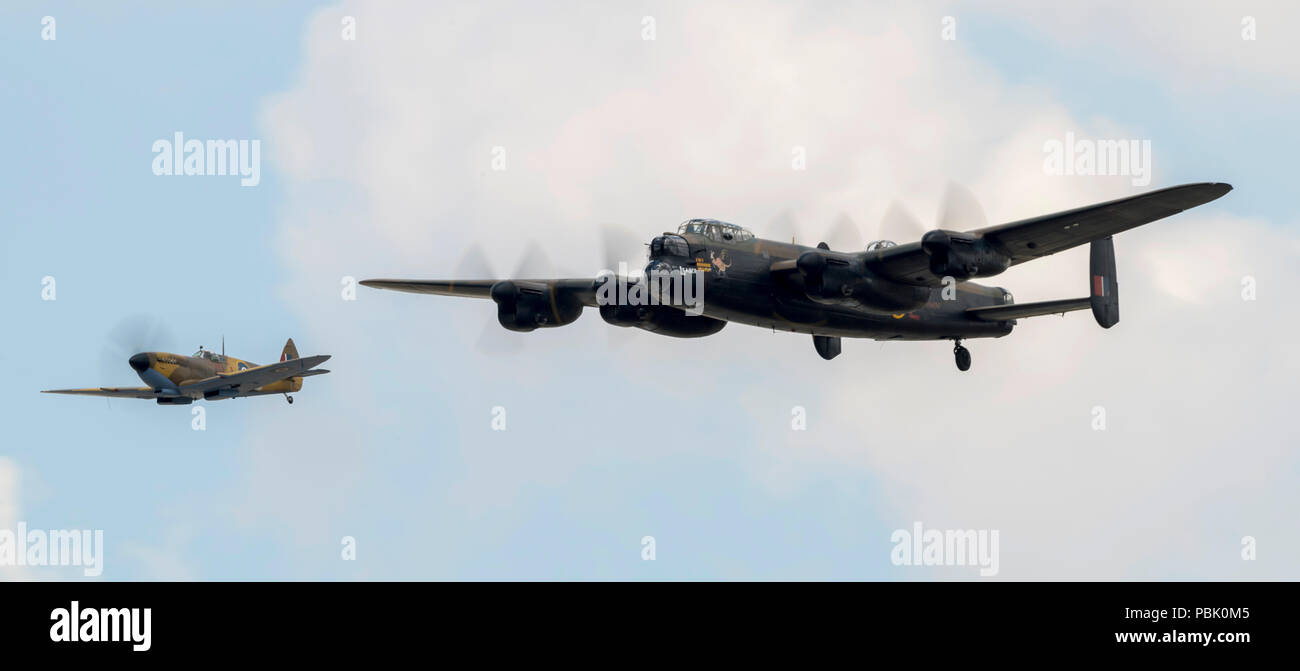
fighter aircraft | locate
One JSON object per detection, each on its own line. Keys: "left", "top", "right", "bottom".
{"left": 43, "top": 338, "right": 330, "bottom": 404}
{"left": 361, "top": 182, "right": 1231, "bottom": 371}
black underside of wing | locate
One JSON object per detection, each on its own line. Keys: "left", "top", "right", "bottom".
{"left": 975, "top": 182, "right": 1232, "bottom": 265}
{"left": 863, "top": 182, "right": 1231, "bottom": 285}
{"left": 359, "top": 279, "right": 497, "bottom": 299}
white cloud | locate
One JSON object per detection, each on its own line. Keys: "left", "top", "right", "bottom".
{"left": 248, "top": 0, "right": 1298, "bottom": 577}
{"left": 756, "top": 212, "right": 1299, "bottom": 577}
{"left": 0, "top": 457, "right": 24, "bottom": 579}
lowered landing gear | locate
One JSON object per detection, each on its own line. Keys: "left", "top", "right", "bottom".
{"left": 285, "top": 395, "right": 294, "bottom": 404}
{"left": 953, "top": 341, "right": 971, "bottom": 372}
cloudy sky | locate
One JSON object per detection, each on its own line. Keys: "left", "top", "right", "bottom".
{"left": 2, "top": 0, "right": 1297, "bottom": 579}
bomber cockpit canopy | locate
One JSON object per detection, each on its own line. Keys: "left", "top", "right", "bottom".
{"left": 678, "top": 218, "right": 754, "bottom": 243}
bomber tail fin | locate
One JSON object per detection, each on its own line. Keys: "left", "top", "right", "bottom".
{"left": 280, "top": 338, "right": 299, "bottom": 361}
{"left": 1089, "top": 236, "right": 1119, "bottom": 328}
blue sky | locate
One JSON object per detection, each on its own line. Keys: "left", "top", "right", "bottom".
{"left": 2, "top": 1, "right": 1296, "bottom": 580}
{"left": 963, "top": 9, "right": 1298, "bottom": 220}
{"left": 1, "top": 1, "right": 320, "bottom": 579}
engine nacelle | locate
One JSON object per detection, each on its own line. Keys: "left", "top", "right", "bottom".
{"left": 490, "top": 281, "right": 584, "bottom": 332}
{"left": 796, "top": 251, "right": 929, "bottom": 312}
{"left": 920, "top": 230, "right": 1011, "bottom": 280}
{"left": 599, "top": 303, "right": 726, "bottom": 338}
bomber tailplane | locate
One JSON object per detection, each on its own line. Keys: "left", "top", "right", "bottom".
{"left": 964, "top": 237, "right": 1120, "bottom": 327}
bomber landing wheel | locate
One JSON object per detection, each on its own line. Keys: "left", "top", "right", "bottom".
{"left": 954, "top": 344, "right": 971, "bottom": 372}
{"left": 286, "top": 395, "right": 294, "bottom": 405}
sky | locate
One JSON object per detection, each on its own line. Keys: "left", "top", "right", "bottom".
{"left": 1, "top": 0, "right": 1297, "bottom": 580}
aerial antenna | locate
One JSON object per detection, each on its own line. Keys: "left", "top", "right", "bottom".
{"left": 222, "top": 336, "right": 225, "bottom": 357}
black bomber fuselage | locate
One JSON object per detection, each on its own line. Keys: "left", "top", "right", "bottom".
{"left": 658, "top": 232, "right": 1014, "bottom": 341}
{"left": 360, "top": 183, "right": 1234, "bottom": 366}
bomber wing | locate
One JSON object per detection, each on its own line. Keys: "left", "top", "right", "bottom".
{"left": 360, "top": 278, "right": 598, "bottom": 305}
{"left": 358, "top": 279, "right": 497, "bottom": 299}
{"left": 864, "top": 182, "right": 1232, "bottom": 286}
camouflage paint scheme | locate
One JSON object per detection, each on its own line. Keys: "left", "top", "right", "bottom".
{"left": 135, "top": 349, "right": 302, "bottom": 394}
{"left": 43, "top": 338, "right": 330, "bottom": 404}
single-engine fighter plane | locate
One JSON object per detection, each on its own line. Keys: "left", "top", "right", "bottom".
{"left": 362, "top": 183, "right": 1231, "bottom": 371}
{"left": 43, "top": 338, "right": 330, "bottom": 404}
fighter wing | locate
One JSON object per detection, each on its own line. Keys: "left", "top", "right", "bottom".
{"left": 863, "top": 183, "right": 1232, "bottom": 285}
{"left": 180, "top": 354, "right": 331, "bottom": 395}
{"left": 42, "top": 386, "right": 168, "bottom": 399}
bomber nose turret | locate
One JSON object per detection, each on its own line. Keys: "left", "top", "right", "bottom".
{"left": 128, "top": 352, "right": 150, "bottom": 372}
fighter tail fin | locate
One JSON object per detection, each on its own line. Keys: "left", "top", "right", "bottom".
{"left": 280, "top": 338, "right": 299, "bottom": 361}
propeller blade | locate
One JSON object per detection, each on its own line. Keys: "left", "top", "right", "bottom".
{"left": 513, "top": 240, "right": 553, "bottom": 279}
{"left": 449, "top": 244, "right": 520, "bottom": 354}
{"left": 765, "top": 210, "right": 804, "bottom": 244}
{"left": 822, "top": 212, "right": 863, "bottom": 251}
{"left": 101, "top": 315, "right": 172, "bottom": 377}
{"left": 472, "top": 240, "right": 560, "bottom": 355}
{"left": 876, "top": 201, "right": 927, "bottom": 244}
{"left": 453, "top": 243, "right": 496, "bottom": 280}
{"left": 595, "top": 223, "right": 646, "bottom": 349}
{"left": 599, "top": 223, "right": 646, "bottom": 277}
{"left": 936, "top": 182, "right": 989, "bottom": 231}
{"left": 475, "top": 319, "right": 524, "bottom": 354}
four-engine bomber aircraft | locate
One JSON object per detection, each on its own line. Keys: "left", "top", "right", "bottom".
{"left": 43, "top": 338, "right": 330, "bottom": 404}
{"left": 364, "top": 182, "right": 1231, "bottom": 371}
